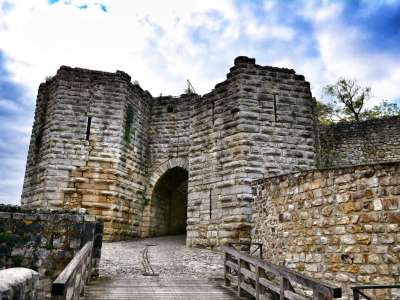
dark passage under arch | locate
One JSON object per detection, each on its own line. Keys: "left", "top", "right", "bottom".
{"left": 150, "top": 167, "right": 188, "bottom": 236}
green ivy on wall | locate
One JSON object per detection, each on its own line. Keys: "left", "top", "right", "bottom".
{"left": 124, "top": 104, "right": 136, "bottom": 144}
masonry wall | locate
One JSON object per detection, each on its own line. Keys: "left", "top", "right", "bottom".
{"left": 22, "top": 67, "right": 152, "bottom": 241}
{"left": 22, "top": 57, "right": 317, "bottom": 246}
{"left": 319, "top": 116, "right": 400, "bottom": 168}
{"left": 143, "top": 95, "right": 192, "bottom": 236}
{"left": 0, "top": 205, "right": 103, "bottom": 299}
{"left": 252, "top": 162, "right": 400, "bottom": 299}
{"left": 186, "top": 56, "right": 317, "bottom": 247}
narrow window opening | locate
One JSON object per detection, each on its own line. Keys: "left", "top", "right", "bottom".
{"left": 124, "top": 105, "right": 135, "bottom": 144}
{"left": 212, "top": 101, "right": 215, "bottom": 125}
{"left": 209, "top": 189, "right": 212, "bottom": 220}
{"left": 86, "top": 116, "right": 92, "bottom": 141}
{"left": 273, "top": 94, "right": 278, "bottom": 122}
{"left": 167, "top": 105, "right": 174, "bottom": 113}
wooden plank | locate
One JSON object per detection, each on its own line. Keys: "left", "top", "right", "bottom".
{"left": 255, "top": 266, "right": 260, "bottom": 300}
{"left": 221, "top": 246, "right": 341, "bottom": 298}
{"left": 240, "top": 267, "right": 256, "bottom": 281}
{"left": 240, "top": 281, "right": 256, "bottom": 297}
{"left": 226, "top": 261, "right": 237, "bottom": 271}
{"left": 225, "top": 273, "right": 238, "bottom": 285}
{"left": 284, "top": 290, "right": 309, "bottom": 300}
{"left": 83, "top": 278, "right": 240, "bottom": 300}
{"left": 259, "top": 277, "right": 280, "bottom": 294}
{"left": 52, "top": 242, "right": 93, "bottom": 297}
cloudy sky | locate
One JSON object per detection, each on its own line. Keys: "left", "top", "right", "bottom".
{"left": 1, "top": 0, "right": 400, "bottom": 205}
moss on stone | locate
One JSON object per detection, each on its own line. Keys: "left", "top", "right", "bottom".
{"left": 11, "top": 255, "right": 24, "bottom": 267}
{"left": 0, "top": 232, "right": 12, "bottom": 243}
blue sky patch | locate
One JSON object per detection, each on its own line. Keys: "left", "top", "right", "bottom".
{"left": 47, "top": 0, "right": 108, "bottom": 12}
{"left": 0, "top": 52, "right": 24, "bottom": 102}
{"left": 0, "top": 50, "right": 33, "bottom": 204}
{"left": 99, "top": 3, "right": 108, "bottom": 12}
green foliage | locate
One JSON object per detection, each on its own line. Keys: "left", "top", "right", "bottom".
{"left": 319, "top": 78, "right": 399, "bottom": 123}
{"left": 315, "top": 98, "right": 334, "bottom": 125}
{"left": 324, "top": 78, "right": 371, "bottom": 122}
{"left": 364, "top": 100, "right": 400, "bottom": 119}
{"left": 124, "top": 104, "right": 135, "bottom": 144}
{"left": 0, "top": 232, "right": 12, "bottom": 243}
{"left": 11, "top": 255, "right": 24, "bottom": 267}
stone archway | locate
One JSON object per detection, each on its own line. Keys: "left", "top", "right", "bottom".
{"left": 149, "top": 166, "right": 189, "bottom": 236}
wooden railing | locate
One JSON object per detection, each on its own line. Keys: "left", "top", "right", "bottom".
{"left": 222, "top": 245, "right": 342, "bottom": 300}
{"left": 51, "top": 241, "right": 93, "bottom": 300}
{"left": 352, "top": 284, "right": 400, "bottom": 300}
{"left": 229, "top": 241, "right": 263, "bottom": 259}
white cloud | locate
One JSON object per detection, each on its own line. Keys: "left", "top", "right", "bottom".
{"left": 1, "top": 0, "right": 400, "bottom": 204}
{"left": 302, "top": 2, "right": 400, "bottom": 105}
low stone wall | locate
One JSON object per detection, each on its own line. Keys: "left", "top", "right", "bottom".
{"left": 0, "top": 268, "right": 39, "bottom": 300}
{"left": 319, "top": 116, "right": 400, "bottom": 167}
{"left": 252, "top": 162, "right": 400, "bottom": 299}
{"left": 0, "top": 205, "right": 103, "bottom": 299}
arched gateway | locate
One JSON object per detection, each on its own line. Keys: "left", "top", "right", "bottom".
{"left": 149, "top": 167, "right": 188, "bottom": 236}
{"left": 21, "top": 57, "right": 317, "bottom": 246}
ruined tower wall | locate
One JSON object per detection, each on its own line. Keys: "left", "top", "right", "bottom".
{"left": 142, "top": 95, "right": 192, "bottom": 236}
{"left": 22, "top": 67, "right": 152, "bottom": 240}
{"left": 186, "top": 57, "right": 317, "bottom": 247}
{"left": 22, "top": 57, "right": 318, "bottom": 244}
{"left": 22, "top": 81, "right": 56, "bottom": 207}
{"left": 319, "top": 116, "right": 400, "bottom": 168}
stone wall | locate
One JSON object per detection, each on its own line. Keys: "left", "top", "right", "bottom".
{"left": 186, "top": 56, "right": 317, "bottom": 247}
{"left": 0, "top": 205, "right": 103, "bottom": 299}
{"left": 143, "top": 95, "right": 192, "bottom": 236}
{"left": 252, "top": 162, "right": 400, "bottom": 299}
{"left": 22, "top": 56, "right": 317, "bottom": 246}
{"left": 0, "top": 268, "right": 39, "bottom": 300}
{"left": 319, "top": 116, "right": 400, "bottom": 168}
{"left": 22, "top": 67, "right": 152, "bottom": 241}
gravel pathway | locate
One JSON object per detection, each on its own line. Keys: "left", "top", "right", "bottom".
{"left": 98, "top": 235, "right": 224, "bottom": 279}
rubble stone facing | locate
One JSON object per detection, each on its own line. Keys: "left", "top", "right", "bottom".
{"left": 22, "top": 57, "right": 317, "bottom": 246}
{"left": 252, "top": 162, "right": 400, "bottom": 299}
{"left": 319, "top": 116, "right": 400, "bottom": 167}
{"left": 0, "top": 205, "right": 103, "bottom": 298}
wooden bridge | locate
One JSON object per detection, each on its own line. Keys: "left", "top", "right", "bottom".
{"left": 82, "top": 278, "right": 239, "bottom": 300}
{"left": 50, "top": 240, "right": 346, "bottom": 300}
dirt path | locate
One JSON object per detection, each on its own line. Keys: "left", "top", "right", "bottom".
{"left": 98, "top": 235, "right": 224, "bottom": 279}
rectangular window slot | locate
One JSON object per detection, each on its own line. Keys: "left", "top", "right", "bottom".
{"left": 273, "top": 94, "right": 278, "bottom": 123}
{"left": 86, "top": 116, "right": 92, "bottom": 141}
{"left": 209, "top": 189, "right": 212, "bottom": 219}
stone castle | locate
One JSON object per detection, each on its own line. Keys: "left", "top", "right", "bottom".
{"left": 21, "top": 56, "right": 400, "bottom": 253}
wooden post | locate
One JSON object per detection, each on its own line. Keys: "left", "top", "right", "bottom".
{"left": 224, "top": 252, "right": 230, "bottom": 287}
{"left": 313, "top": 290, "right": 324, "bottom": 300}
{"left": 353, "top": 289, "right": 360, "bottom": 300}
{"left": 280, "top": 277, "right": 291, "bottom": 300}
{"left": 255, "top": 265, "right": 260, "bottom": 300}
{"left": 238, "top": 258, "right": 245, "bottom": 296}
{"left": 237, "top": 258, "right": 241, "bottom": 294}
